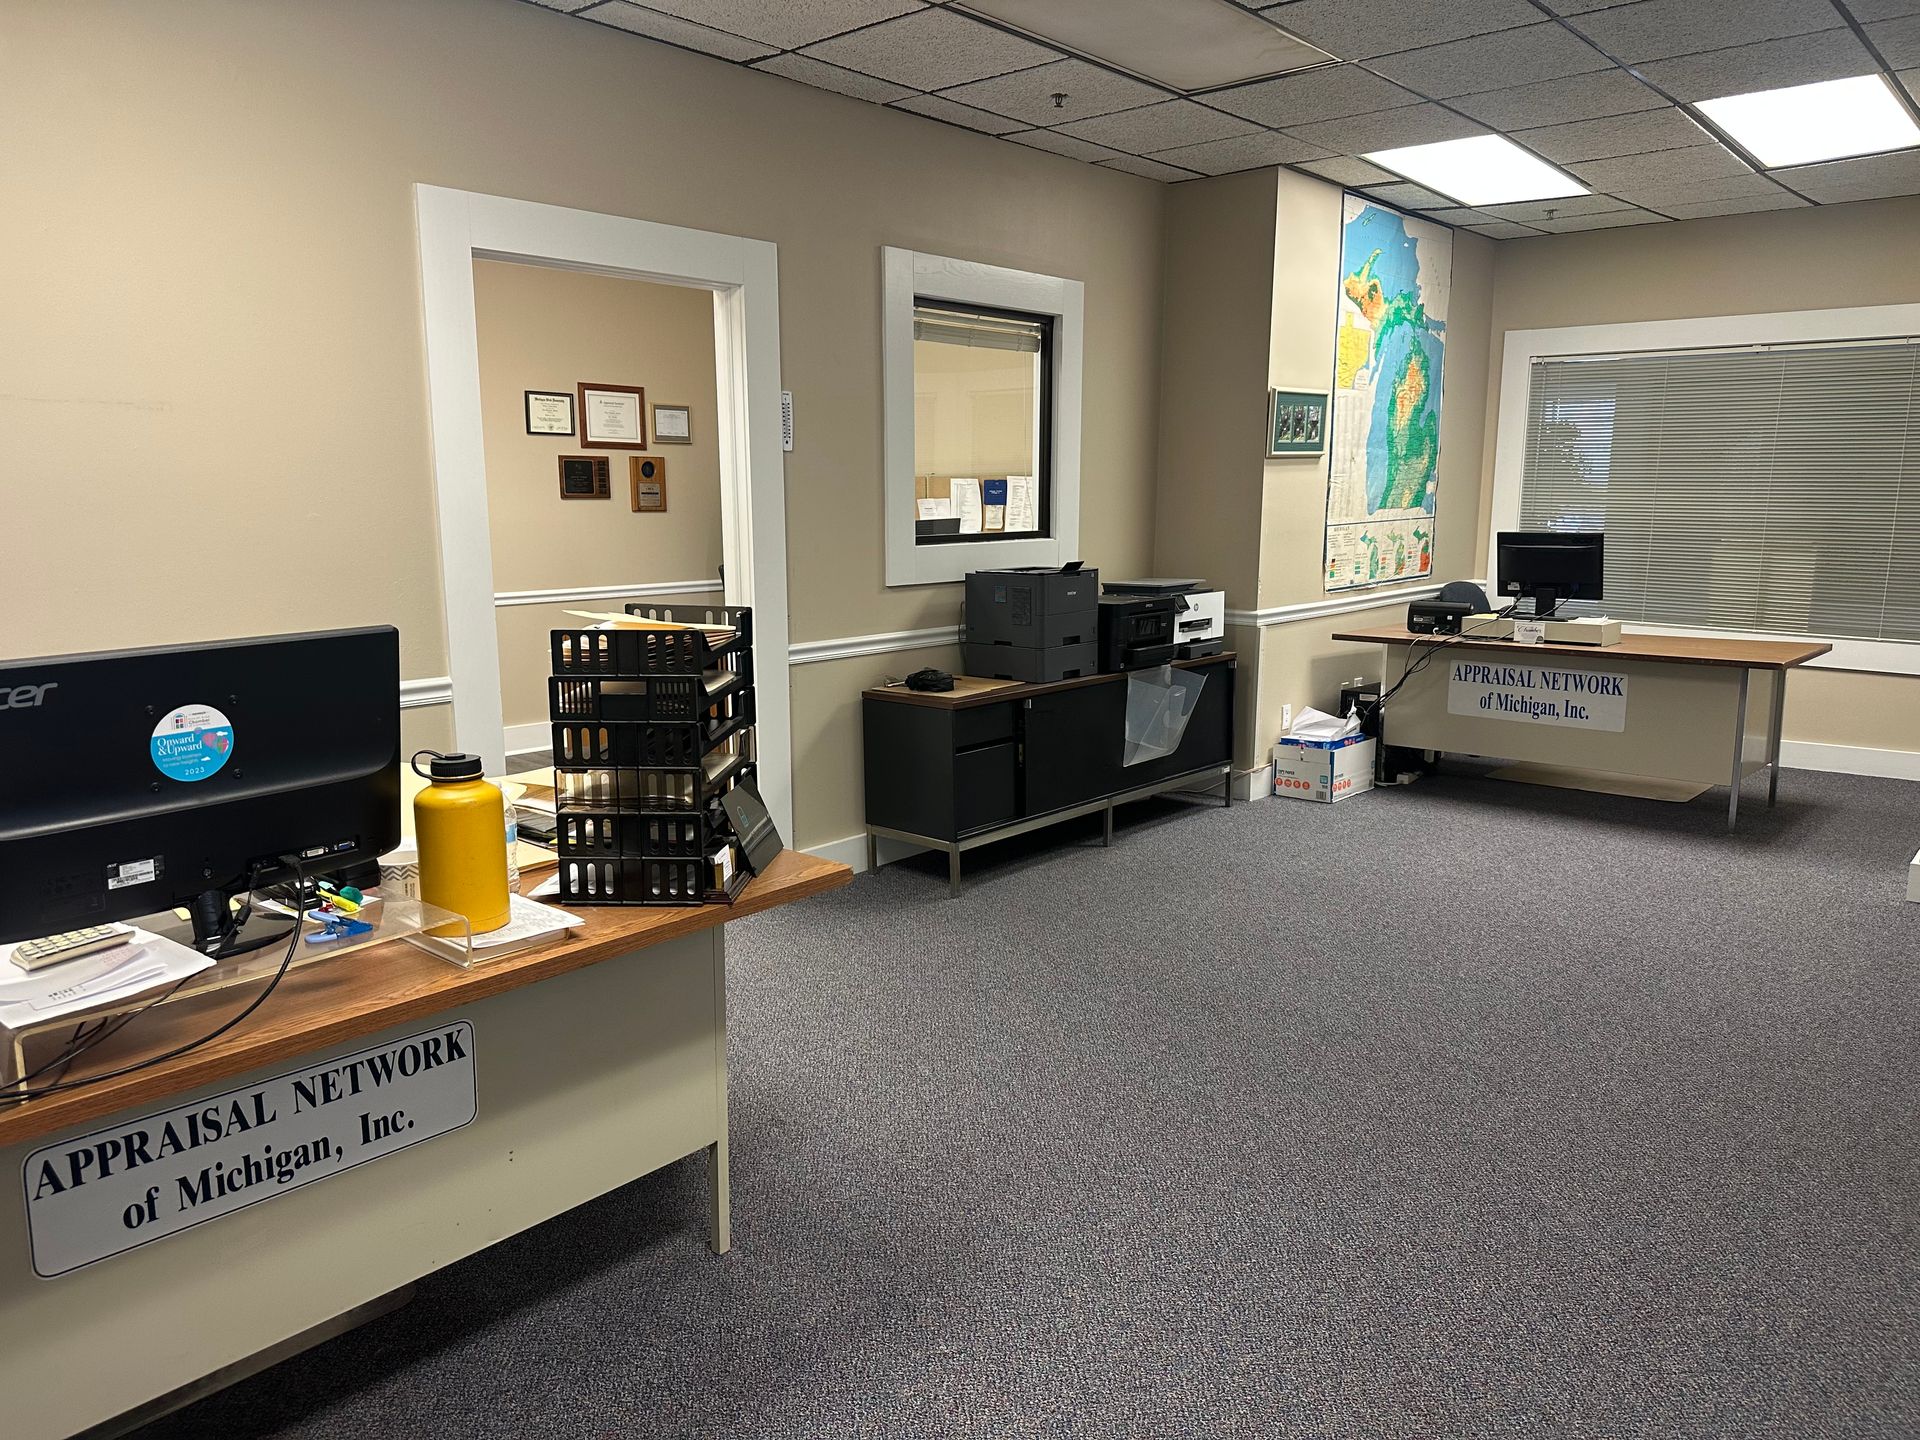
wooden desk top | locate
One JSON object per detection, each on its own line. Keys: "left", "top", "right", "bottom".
{"left": 864, "top": 651, "right": 1236, "bottom": 710}
{"left": 0, "top": 850, "right": 851, "bottom": 1149}
{"left": 1330, "top": 626, "right": 1830, "bottom": 671}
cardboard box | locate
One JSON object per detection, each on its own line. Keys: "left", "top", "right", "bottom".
{"left": 1909, "top": 849, "right": 1919, "bottom": 903}
{"left": 1271, "top": 735, "right": 1376, "bottom": 804}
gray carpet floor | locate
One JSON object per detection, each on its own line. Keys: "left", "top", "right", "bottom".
{"left": 138, "top": 765, "right": 1920, "bottom": 1438}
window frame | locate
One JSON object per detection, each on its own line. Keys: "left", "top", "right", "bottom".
{"left": 882, "top": 246, "right": 1083, "bottom": 586}
{"left": 1490, "top": 304, "right": 1920, "bottom": 676}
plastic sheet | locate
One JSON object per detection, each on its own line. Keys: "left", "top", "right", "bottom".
{"left": 1122, "top": 664, "right": 1208, "bottom": 766}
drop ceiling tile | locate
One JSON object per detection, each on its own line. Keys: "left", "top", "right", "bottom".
{"left": 1903, "top": 69, "right": 1920, "bottom": 103}
{"left": 1528, "top": 207, "right": 1665, "bottom": 232}
{"left": 1056, "top": 100, "right": 1259, "bottom": 152}
{"left": 1449, "top": 69, "right": 1667, "bottom": 129}
{"left": 800, "top": 7, "right": 1058, "bottom": 90}
{"left": 750, "top": 53, "right": 916, "bottom": 104}
{"left": 1424, "top": 206, "right": 1501, "bottom": 226}
{"left": 1205, "top": 65, "right": 1425, "bottom": 128}
{"left": 524, "top": 0, "right": 600, "bottom": 12}
{"left": 1281, "top": 103, "right": 1487, "bottom": 152}
{"left": 1146, "top": 130, "right": 1335, "bottom": 176}
{"left": 634, "top": 0, "right": 923, "bottom": 49}
{"left": 1849, "top": 0, "right": 1920, "bottom": 18}
{"left": 1635, "top": 29, "right": 1875, "bottom": 102}
{"left": 1571, "top": 143, "right": 1753, "bottom": 192}
{"left": 1361, "top": 182, "right": 1457, "bottom": 210}
{"left": 1658, "top": 193, "right": 1811, "bottom": 218}
{"left": 1097, "top": 154, "right": 1203, "bottom": 183}
{"left": 1481, "top": 193, "right": 1635, "bottom": 222}
{"left": 1295, "top": 155, "right": 1399, "bottom": 185}
{"left": 891, "top": 93, "right": 1026, "bottom": 134}
{"left": 1469, "top": 220, "right": 1547, "bottom": 238}
{"left": 1610, "top": 172, "right": 1796, "bottom": 207}
{"left": 1566, "top": 0, "right": 1832, "bottom": 65}
{"left": 584, "top": 2, "right": 775, "bottom": 59}
{"left": 1005, "top": 129, "right": 1125, "bottom": 162}
{"left": 1513, "top": 106, "right": 1711, "bottom": 164}
{"left": 934, "top": 58, "right": 1164, "bottom": 127}
{"left": 1775, "top": 148, "right": 1920, "bottom": 202}
{"left": 1368, "top": 23, "right": 1611, "bottom": 99}
{"left": 1867, "top": 15, "right": 1920, "bottom": 67}
{"left": 1537, "top": 0, "right": 1641, "bottom": 12}
{"left": 1253, "top": 0, "right": 1540, "bottom": 62}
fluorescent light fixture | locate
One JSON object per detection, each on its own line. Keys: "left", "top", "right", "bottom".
{"left": 1695, "top": 74, "right": 1920, "bottom": 168}
{"left": 1364, "top": 134, "right": 1588, "bottom": 207}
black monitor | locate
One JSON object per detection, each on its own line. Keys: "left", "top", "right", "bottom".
{"left": 1497, "top": 531, "right": 1604, "bottom": 619}
{"left": 0, "top": 627, "right": 401, "bottom": 954}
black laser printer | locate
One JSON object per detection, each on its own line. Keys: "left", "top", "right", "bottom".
{"left": 963, "top": 563, "right": 1099, "bottom": 682}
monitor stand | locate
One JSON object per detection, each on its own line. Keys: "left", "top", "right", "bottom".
{"left": 1528, "top": 589, "right": 1561, "bottom": 621}
{"left": 148, "top": 888, "right": 299, "bottom": 961}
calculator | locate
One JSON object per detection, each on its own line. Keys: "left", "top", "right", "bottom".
{"left": 10, "top": 924, "right": 136, "bottom": 972}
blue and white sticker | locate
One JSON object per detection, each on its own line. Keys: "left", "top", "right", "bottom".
{"left": 150, "top": 703, "right": 235, "bottom": 782}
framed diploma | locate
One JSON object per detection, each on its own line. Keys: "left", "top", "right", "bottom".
{"left": 652, "top": 403, "right": 691, "bottom": 445}
{"left": 524, "top": 390, "right": 574, "bottom": 436}
{"left": 578, "top": 381, "right": 646, "bottom": 449}
{"left": 558, "top": 455, "right": 611, "bottom": 499}
{"left": 630, "top": 456, "right": 667, "bottom": 512}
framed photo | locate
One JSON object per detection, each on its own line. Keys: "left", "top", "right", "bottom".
{"left": 652, "top": 403, "right": 692, "bottom": 445}
{"left": 578, "top": 381, "right": 646, "bottom": 449}
{"left": 558, "top": 455, "right": 611, "bottom": 499}
{"left": 1268, "top": 387, "right": 1328, "bottom": 458}
{"left": 524, "top": 390, "right": 575, "bottom": 436}
{"left": 630, "top": 455, "right": 667, "bottom": 512}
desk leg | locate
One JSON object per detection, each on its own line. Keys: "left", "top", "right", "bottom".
{"left": 948, "top": 848, "right": 963, "bottom": 898}
{"left": 1103, "top": 804, "right": 1114, "bottom": 847}
{"left": 1767, "top": 670, "right": 1786, "bottom": 807}
{"left": 1727, "top": 670, "right": 1750, "bottom": 831}
{"left": 708, "top": 929, "right": 730, "bottom": 1255}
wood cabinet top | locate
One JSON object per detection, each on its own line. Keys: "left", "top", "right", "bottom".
{"left": 864, "top": 652, "right": 1236, "bottom": 710}
{"left": 0, "top": 850, "right": 851, "bottom": 1148}
{"left": 1329, "top": 627, "right": 1831, "bottom": 670}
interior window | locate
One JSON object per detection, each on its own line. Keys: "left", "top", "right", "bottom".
{"left": 911, "top": 302, "right": 1050, "bottom": 545}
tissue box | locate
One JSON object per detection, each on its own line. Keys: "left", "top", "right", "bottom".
{"left": 1272, "top": 735, "right": 1376, "bottom": 804}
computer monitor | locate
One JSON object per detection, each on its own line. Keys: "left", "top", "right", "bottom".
{"left": 1497, "top": 531, "right": 1604, "bottom": 619}
{"left": 0, "top": 627, "right": 401, "bottom": 954}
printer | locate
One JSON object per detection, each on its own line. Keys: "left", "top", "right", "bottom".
{"left": 1097, "top": 594, "right": 1177, "bottom": 671}
{"left": 963, "top": 564, "right": 1099, "bottom": 682}
{"left": 1102, "top": 579, "right": 1225, "bottom": 660}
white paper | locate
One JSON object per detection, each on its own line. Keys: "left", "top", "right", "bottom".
{"left": 527, "top": 872, "right": 563, "bottom": 899}
{"left": 916, "top": 498, "right": 954, "bottom": 521}
{"left": 1512, "top": 620, "right": 1546, "bottom": 646}
{"left": 949, "top": 477, "right": 983, "bottom": 535}
{"left": 1284, "top": 706, "right": 1361, "bottom": 741}
{"left": 470, "top": 892, "right": 583, "bottom": 949}
{"left": 1004, "top": 475, "right": 1038, "bottom": 533}
{"left": 0, "top": 929, "right": 213, "bottom": 1029}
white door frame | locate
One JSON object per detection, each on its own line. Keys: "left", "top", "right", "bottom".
{"left": 413, "top": 185, "right": 792, "bottom": 840}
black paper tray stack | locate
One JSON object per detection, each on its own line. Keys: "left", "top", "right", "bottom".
{"left": 546, "top": 605, "right": 756, "bottom": 906}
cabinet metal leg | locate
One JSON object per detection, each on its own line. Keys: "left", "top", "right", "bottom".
{"left": 948, "top": 848, "right": 962, "bottom": 898}
{"left": 1103, "top": 804, "right": 1114, "bottom": 847}
{"left": 866, "top": 830, "right": 877, "bottom": 872}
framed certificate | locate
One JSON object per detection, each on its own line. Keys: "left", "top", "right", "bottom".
{"left": 652, "top": 403, "right": 691, "bottom": 444}
{"left": 630, "top": 456, "right": 668, "bottom": 512}
{"left": 524, "top": 390, "right": 574, "bottom": 436}
{"left": 578, "top": 381, "right": 646, "bottom": 449}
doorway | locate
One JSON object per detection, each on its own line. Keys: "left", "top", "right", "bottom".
{"left": 414, "top": 186, "right": 792, "bottom": 840}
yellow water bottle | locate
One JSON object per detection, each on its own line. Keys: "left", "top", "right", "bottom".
{"left": 411, "top": 751, "right": 513, "bottom": 936}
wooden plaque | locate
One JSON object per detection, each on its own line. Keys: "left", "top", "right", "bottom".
{"left": 630, "top": 455, "right": 668, "bottom": 512}
{"left": 558, "top": 454, "right": 611, "bottom": 499}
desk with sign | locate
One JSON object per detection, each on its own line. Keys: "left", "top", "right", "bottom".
{"left": 0, "top": 850, "right": 849, "bottom": 1440}
{"left": 1329, "top": 628, "right": 1832, "bottom": 827}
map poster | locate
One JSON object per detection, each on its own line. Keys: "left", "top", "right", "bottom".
{"left": 1324, "top": 195, "right": 1451, "bottom": 592}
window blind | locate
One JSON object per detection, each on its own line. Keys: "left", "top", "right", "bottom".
{"left": 1518, "top": 339, "right": 1920, "bottom": 643}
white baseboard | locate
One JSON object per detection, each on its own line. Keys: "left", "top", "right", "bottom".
{"left": 1779, "top": 741, "right": 1920, "bottom": 781}
{"left": 504, "top": 721, "right": 550, "bottom": 760}
{"left": 1232, "top": 764, "right": 1273, "bottom": 801}
{"left": 806, "top": 831, "right": 929, "bottom": 876}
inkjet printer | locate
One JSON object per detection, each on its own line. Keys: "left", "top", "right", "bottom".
{"left": 1102, "top": 579, "right": 1225, "bottom": 661}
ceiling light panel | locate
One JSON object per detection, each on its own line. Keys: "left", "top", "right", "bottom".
{"left": 1365, "top": 133, "right": 1589, "bottom": 207}
{"left": 1695, "top": 74, "right": 1920, "bottom": 168}
{"left": 956, "top": 0, "right": 1333, "bottom": 91}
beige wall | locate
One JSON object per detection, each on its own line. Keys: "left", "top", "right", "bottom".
{"left": 472, "top": 260, "right": 722, "bottom": 731}
{"left": 3, "top": 0, "right": 1166, "bottom": 850}
{"left": 1481, "top": 197, "right": 1920, "bottom": 759}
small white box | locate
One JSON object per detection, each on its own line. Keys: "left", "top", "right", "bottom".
{"left": 1543, "top": 616, "right": 1622, "bottom": 646}
{"left": 1271, "top": 735, "right": 1376, "bottom": 804}
{"left": 1909, "top": 848, "right": 1919, "bottom": 903}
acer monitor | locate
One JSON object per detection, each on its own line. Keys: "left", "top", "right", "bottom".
{"left": 0, "top": 628, "right": 402, "bottom": 954}
{"left": 1496, "top": 531, "right": 1605, "bottom": 620}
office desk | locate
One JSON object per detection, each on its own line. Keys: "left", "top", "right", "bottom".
{"left": 1330, "top": 628, "right": 1831, "bottom": 827}
{"left": 0, "top": 851, "right": 849, "bottom": 1440}
{"left": 863, "top": 654, "right": 1235, "bottom": 894}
